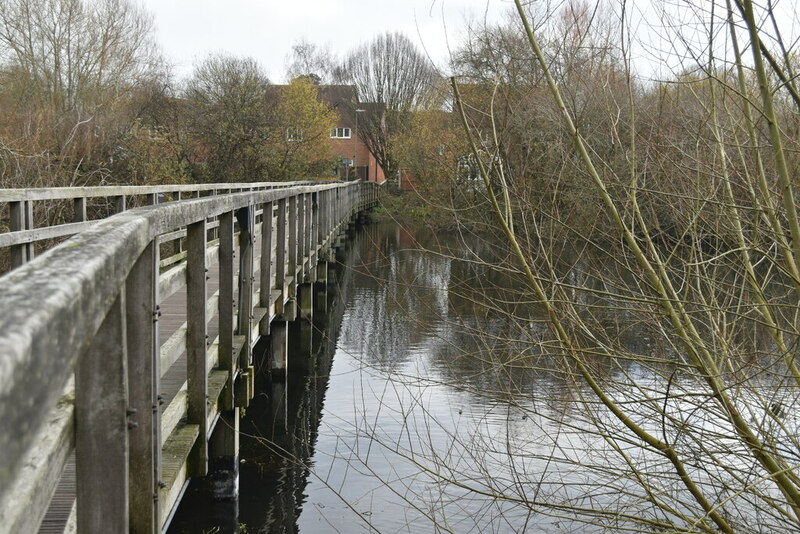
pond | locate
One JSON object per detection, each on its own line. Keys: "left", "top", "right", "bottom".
{"left": 168, "top": 220, "right": 800, "bottom": 533}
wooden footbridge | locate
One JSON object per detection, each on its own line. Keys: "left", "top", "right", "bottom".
{"left": 0, "top": 180, "right": 378, "bottom": 533}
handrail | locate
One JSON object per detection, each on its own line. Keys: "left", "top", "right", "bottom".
{"left": 0, "top": 180, "right": 321, "bottom": 272}
{"left": 0, "top": 180, "right": 315, "bottom": 201}
{"left": 0, "top": 179, "right": 379, "bottom": 532}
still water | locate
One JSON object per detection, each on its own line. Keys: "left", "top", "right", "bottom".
{"left": 168, "top": 220, "right": 799, "bottom": 533}
{"left": 169, "top": 221, "right": 559, "bottom": 533}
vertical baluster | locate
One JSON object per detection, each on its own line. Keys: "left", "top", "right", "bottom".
{"left": 126, "top": 241, "right": 160, "bottom": 534}
{"left": 9, "top": 201, "right": 27, "bottom": 268}
{"left": 73, "top": 197, "right": 87, "bottom": 223}
{"left": 236, "top": 206, "right": 254, "bottom": 368}
{"left": 23, "top": 201, "right": 34, "bottom": 261}
{"left": 298, "top": 194, "right": 306, "bottom": 275}
{"left": 260, "top": 201, "right": 274, "bottom": 334}
{"left": 275, "top": 198, "right": 287, "bottom": 315}
{"left": 76, "top": 292, "right": 129, "bottom": 532}
{"left": 186, "top": 219, "right": 208, "bottom": 476}
{"left": 288, "top": 195, "right": 298, "bottom": 286}
{"left": 219, "top": 211, "right": 235, "bottom": 410}
{"left": 306, "top": 193, "right": 314, "bottom": 264}
{"left": 113, "top": 195, "right": 127, "bottom": 214}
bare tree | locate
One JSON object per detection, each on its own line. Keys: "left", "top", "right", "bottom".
{"left": 312, "top": 1, "right": 800, "bottom": 532}
{"left": 0, "top": 0, "right": 160, "bottom": 114}
{"left": 336, "top": 32, "right": 440, "bottom": 180}
{"left": 284, "top": 38, "right": 337, "bottom": 85}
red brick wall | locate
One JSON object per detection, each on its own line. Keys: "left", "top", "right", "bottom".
{"left": 327, "top": 127, "right": 385, "bottom": 183}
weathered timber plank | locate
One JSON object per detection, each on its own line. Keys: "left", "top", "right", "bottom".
{"left": 185, "top": 219, "right": 208, "bottom": 477}
{"left": 0, "top": 220, "right": 94, "bottom": 248}
{"left": 219, "top": 211, "right": 235, "bottom": 410}
{"left": 159, "top": 241, "right": 223, "bottom": 302}
{"left": 1, "top": 380, "right": 74, "bottom": 534}
{"left": 160, "top": 292, "right": 220, "bottom": 376}
{"left": 126, "top": 241, "right": 160, "bottom": 534}
{"left": 75, "top": 293, "right": 129, "bottom": 532}
{"left": 159, "top": 424, "right": 199, "bottom": 528}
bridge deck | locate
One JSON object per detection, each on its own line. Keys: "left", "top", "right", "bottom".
{"left": 37, "top": 237, "right": 264, "bottom": 533}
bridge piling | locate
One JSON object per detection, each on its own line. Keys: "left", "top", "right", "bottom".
{"left": 209, "top": 409, "right": 239, "bottom": 502}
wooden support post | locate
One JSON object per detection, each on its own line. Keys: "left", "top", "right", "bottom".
{"left": 298, "top": 283, "right": 313, "bottom": 322}
{"left": 316, "top": 191, "right": 323, "bottom": 249}
{"left": 304, "top": 193, "right": 312, "bottom": 270}
{"left": 275, "top": 199, "right": 287, "bottom": 315}
{"left": 76, "top": 292, "right": 129, "bottom": 533}
{"left": 297, "top": 194, "right": 306, "bottom": 277}
{"left": 219, "top": 211, "right": 235, "bottom": 410}
{"left": 236, "top": 206, "right": 254, "bottom": 368}
{"left": 126, "top": 241, "right": 160, "bottom": 534}
{"left": 9, "top": 201, "right": 27, "bottom": 268}
{"left": 282, "top": 195, "right": 298, "bottom": 321}
{"left": 73, "top": 197, "right": 87, "bottom": 223}
{"left": 314, "top": 280, "right": 328, "bottom": 317}
{"left": 23, "top": 201, "right": 34, "bottom": 261}
{"left": 260, "top": 201, "right": 273, "bottom": 335}
{"left": 310, "top": 192, "right": 318, "bottom": 258}
{"left": 209, "top": 409, "right": 239, "bottom": 501}
{"left": 187, "top": 219, "right": 208, "bottom": 477}
{"left": 269, "top": 321, "right": 288, "bottom": 372}
{"left": 288, "top": 196, "right": 298, "bottom": 280}
{"left": 113, "top": 195, "right": 127, "bottom": 214}
{"left": 296, "top": 318, "right": 314, "bottom": 360}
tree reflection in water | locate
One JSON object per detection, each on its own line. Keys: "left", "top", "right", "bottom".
{"left": 171, "top": 221, "right": 800, "bottom": 533}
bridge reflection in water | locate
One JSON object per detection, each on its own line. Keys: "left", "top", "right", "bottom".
{"left": 169, "top": 233, "right": 356, "bottom": 533}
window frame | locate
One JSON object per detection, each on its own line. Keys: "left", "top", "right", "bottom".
{"left": 330, "top": 127, "right": 352, "bottom": 139}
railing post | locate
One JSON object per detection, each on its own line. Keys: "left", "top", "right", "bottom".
{"left": 9, "top": 201, "right": 27, "bottom": 267}
{"left": 76, "top": 292, "right": 130, "bottom": 532}
{"left": 287, "top": 195, "right": 298, "bottom": 293}
{"left": 113, "top": 195, "right": 126, "bottom": 213}
{"left": 73, "top": 197, "right": 87, "bottom": 223}
{"left": 126, "top": 241, "right": 160, "bottom": 534}
{"left": 316, "top": 191, "right": 323, "bottom": 248}
{"left": 219, "top": 211, "right": 235, "bottom": 410}
{"left": 187, "top": 219, "right": 208, "bottom": 477}
{"left": 23, "top": 200, "right": 34, "bottom": 261}
{"left": 275, "top": 198, "right": 287, "bottom": 315}
{"left": 236, "top": 206, "right": 254, "bottom": 368}
{"left": 260, "top": 201, "right": 274, "bottom": 334}
{"left": 307, "top": 193, "right": 315, "bottom": 266}
{"left": 297, "top": 193, "right": 306, "bottom": 276}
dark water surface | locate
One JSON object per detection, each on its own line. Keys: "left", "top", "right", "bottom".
{"left": 168, "top": 221, "right": 558, "bottom": 533}
{"left": 166, "top": 220, "right": 800, "bottom": 533}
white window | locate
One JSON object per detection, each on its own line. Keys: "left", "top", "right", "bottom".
{"left": 287, "top": 127, "right": 304, "bottom": 142}
{"left": 330, "top": 127, "right": 351, "bottom": 139}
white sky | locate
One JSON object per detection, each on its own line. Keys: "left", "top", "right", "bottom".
{"left": 138, "top": 0, "right": 510, "bottom": 83}
{"left": 138, "top": 0, "right": 799, "bottom": 85}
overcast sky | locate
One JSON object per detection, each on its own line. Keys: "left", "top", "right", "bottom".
{"left": 138, "top": 0, "right": 509, "bottom": 82}
{"left": 137, "top": 0, "right": 800, "bottom": 86}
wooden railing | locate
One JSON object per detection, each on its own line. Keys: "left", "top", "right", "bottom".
{"left": 0, "top": 181, "right": 321, "bottom": 272}
{"left": 0, "top": 180, "right": 378, "bottom": 533}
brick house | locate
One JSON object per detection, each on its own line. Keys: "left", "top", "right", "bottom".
{"left": 317, "top": 85, "right": 386, "bottom": 184}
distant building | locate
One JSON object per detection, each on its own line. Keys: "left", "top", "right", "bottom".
{"left": 316, "top": 85, "right": 386, "bottom": 184}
